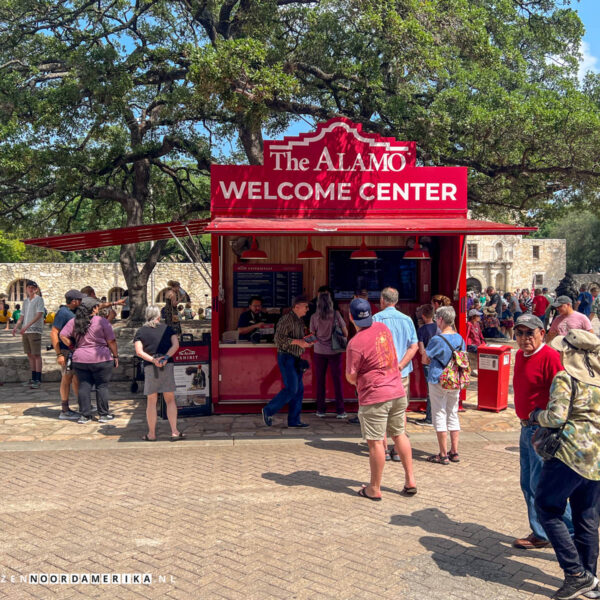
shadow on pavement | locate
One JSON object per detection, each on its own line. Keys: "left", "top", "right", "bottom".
{"left": 390, "top": 508, "right": 561, "bottom": 596}
{"left": 262, "top": 469, "right": 403, "bottom": 497}
{"left": 305, "top": 439, "right": 368, "bottom": 456}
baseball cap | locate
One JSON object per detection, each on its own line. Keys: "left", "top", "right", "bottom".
{"left": 26, "top": 280, "right": 38, "bottom": 288}
{"left": 515, "top": 314, "right": 544, "bottom": 330}
{"left": 552, "top": 295, "right": 572, "bottom": 308}
{"left": 350, "top": 298, "right": 372, "bottom": 327}
{"left": 467, "top": 309, "right": 482, "bottom": 318}
{"left": 65, "top": 289, "right": 84, "bottom": 300}
{"left": 81, "top": 296, "right": 100, "bottom": 310}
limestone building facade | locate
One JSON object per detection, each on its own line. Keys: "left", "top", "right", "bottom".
{"left": 0, "top": 262, "right": 211, "bottom": 311}
{"left": 466, "top": 235, "right": 566, "bottom": 293}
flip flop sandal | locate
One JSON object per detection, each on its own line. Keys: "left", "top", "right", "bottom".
{"left": 448, "top": 452, "right": 460, "bottom": 463}
{"left": 427, "top": 453, "right": 450, "bottom": 465}
{"left": 357, "top": 487, "right": 382, "bottom": 501}
{"left": 170, "top": 432, "right": 186, "bottom": 442}
{"left": 142, "top": 435, "right": 156, "bottom": 442}
{"left": 401, "top": 486, "right": 418, "bottom": 496}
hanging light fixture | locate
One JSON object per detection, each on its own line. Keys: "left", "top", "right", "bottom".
{"left": 403, "top": 236, "right": 430, "bottom": 260}
{"left": 297, "top": 236, "right": 323, "bottom": 260}
{"left": 350, "top": 236, "right": 377, "bottom": 260}
{"left": 241, "top": 236, "right": 268, "bottom": 260}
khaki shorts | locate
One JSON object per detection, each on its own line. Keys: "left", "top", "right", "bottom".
{"left": 22, "top": 332, "right": 42, "bottom": 355}
{"left": 58, "top": 349, "right": 74, "bottom": 377}
{"left": 358, "top": 396, "right": 407, "bottom": 441}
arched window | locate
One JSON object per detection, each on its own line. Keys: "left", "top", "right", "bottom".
{"left": 466, "top": 277, "right": 482, "bottom": 294}
{"left": 156, "top": 288, "right": 170, "bottom": 303}
{"left": 7, "top": 279, "right": 29, "bottom": 302}
{"left": 495, "top": 242, "right": 503, "bottom": 261}
{"left": 108, "top": 287, "right": 125, "bottom": 303}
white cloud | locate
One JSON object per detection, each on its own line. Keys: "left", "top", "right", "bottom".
{"left": 578, "top": 40, "right": 599, "bottom": 80}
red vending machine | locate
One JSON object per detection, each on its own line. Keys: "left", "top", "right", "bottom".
{"left": 477, "top": 344, "right": 512, "bottom": 412}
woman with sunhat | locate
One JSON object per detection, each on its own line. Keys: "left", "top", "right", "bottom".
{"left": 531, "top": 330, "right": 600, "bottom": 600}
{"left": 482, "top": 306, "right": 504, "bottom": 339}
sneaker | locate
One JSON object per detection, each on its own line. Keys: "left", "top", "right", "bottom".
{"left": 59, "top": 410, "right": 80, "bottom": 421}
{"left": 22, "top": 379, "right": 35, "bottom": 386}
{"left": 315, "top": 412, "right": 326, "bottom": 418}
{"left": 30, "top": 381, "right": 41, "bottom": 389}
{"left": 98, "top": 414, "right": 115, "bottom": 423}
{"left": 77, "top": 415, "right": 92, "bottom": 424}
{"left": 553, "top": 572, "right": 598, "bottom": 600}
{"left": 261, "top": 408, "right": 272, "bottom": 427}
{"left": 288, "top": 422, "right": 309, "bottom": 428}
{"left": 584, "top": 583, "right": 600, "bottom": 599}
{"left": 414, "top": 418, "right": 433, "bottom": 427}
{"left": 336, "top": 412, "right": 348, "bottom": 419}
{"left": 348, "top": 416, "right": 360, "bottom": 424}
{"left": 512, "top": 533, "right": 551, "bottom": 549}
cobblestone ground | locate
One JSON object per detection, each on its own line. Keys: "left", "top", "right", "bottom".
{"left": 0, "top": 434, "right": 565, "bottom": 600}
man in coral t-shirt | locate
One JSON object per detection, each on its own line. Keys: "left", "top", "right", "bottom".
{"left": 346, "top": 298, "right": 416, "bottom": 500}
{"left": 512, "top": 314, "right": 573, "bottom": 550}
{"left": 546, "top": 296, "right": 593, "bottom": 343}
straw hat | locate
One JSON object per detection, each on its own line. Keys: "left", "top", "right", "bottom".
{"left": 550, "top": 329, "right": 600, "bottom": 388}
{"left": 483, "top": 306, "right": 496, "bottom": 315}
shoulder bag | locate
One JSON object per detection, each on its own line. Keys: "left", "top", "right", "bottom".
{"left": 331, "top": 311, "right": 348, "bottom": 352}
{"left": 532, "top": 377, "right": 578, "bottom": 461}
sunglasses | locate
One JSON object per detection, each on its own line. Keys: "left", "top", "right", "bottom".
{"left": 515, "top": 329, "right": 536, "bottom": 338}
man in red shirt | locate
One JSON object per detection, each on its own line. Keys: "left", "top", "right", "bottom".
{"left": 531, "top": 288, "right": 550, "bottom": 319}
{"left": 512, "top": 314, "right": 573, "bottom": 549}
{"left": 346, "top": 298, "right": 416, "bottom": 500}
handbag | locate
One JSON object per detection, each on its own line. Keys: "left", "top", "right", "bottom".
{"left": 532, "top": 377, "right": 578, "bottom": 461}
{"left": 331, "top": 312, "right": 347, "bottom": 352}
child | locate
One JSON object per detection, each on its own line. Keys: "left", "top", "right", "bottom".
{"left": 183, "top": 302, "right": 195, "bottom": 320}
{"left": 415, "top": 304, "right": 437, "bottom": 426}
{"left": 466, "top": 309, "right": 485, "bottom": 376}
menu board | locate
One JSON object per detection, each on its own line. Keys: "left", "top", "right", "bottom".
{"left": 234, "top": 264, "right": 303, "bottom": 308}
{"left": 328, "top": 249, "right": 417, "bottom": 301}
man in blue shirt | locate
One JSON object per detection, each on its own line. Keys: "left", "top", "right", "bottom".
{"left": 575, "top": 285, "right": 594, "bottom": 318}
{"left": 372, "top": 287, "right": 418, "bottom": 458}
{"left": 50, "top": 289, "right": 83, "bottom": 420}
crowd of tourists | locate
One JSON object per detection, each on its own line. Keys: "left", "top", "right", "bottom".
{"left": 4, "top": 276, "right": 600, "bottom": 599}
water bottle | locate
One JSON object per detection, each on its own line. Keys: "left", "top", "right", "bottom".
{"left": 66, "top": 352, "right": 73, "bottom": 372}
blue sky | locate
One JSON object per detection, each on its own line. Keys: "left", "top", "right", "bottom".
{"left": 575, "top": 0, "right": 600, "bottom": 77}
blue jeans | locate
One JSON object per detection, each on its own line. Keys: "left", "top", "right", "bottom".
{"left": 520, "top": 425, "right": 573, "bottom": 540}
{"left": 535, "top": 458, "right": 600, "bottom": 576}
{"left": 422, "top": 365, "right": 431, "bottom": 422}
{"left": 264, "top": 353, "right": 304, "bottom": 426}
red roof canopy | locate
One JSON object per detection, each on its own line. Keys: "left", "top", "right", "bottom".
{"left": 23, "top": 219, "right": 210, "bottom": 252}
{"left": 205, "top": 217, "right": 536, "bottom": 236}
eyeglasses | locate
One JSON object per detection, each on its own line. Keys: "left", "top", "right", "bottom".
{"left": 515, "top": 329, "right": 536, "bottom": 338}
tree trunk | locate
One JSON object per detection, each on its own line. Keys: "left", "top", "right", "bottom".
{"left": 118, "top": 157, "right": 163, "bottom": 324}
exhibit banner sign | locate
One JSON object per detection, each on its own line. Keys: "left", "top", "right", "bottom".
{"left": 211, "top": 117, "right": 467, "bottom": 218}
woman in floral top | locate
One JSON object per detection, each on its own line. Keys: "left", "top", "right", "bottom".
{"left": 531, "top": 329, "right": 600, "bottom": 600}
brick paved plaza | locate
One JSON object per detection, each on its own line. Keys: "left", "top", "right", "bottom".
{"left": 0, "top": 378, "right": 566, "bottom": 600}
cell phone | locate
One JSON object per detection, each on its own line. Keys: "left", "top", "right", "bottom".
{"left": 158, "top": 356, "right": 169, "bottom": 365}
{"left": 303, "top": 334, "right": 317, "bottom": 344}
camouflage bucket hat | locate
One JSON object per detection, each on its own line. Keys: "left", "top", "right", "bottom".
{"left": 550, "top": 329, "right": 600, "bottom": 388}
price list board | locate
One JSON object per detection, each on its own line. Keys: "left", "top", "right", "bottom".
{"left": 234, "top": 264, "right": 303, "bottom": 308}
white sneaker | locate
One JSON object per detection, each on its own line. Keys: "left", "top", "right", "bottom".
{"left": 315, "top": 412, "right": 326, "bottom": 418}
{"left": 585, "top": 584, "right": 600, "bottom": 599}
{"left": 59, "top": 410, "right": 80, "bottom": 421}
{"left": 336, "top": 412, "right": 348, "bottom": 419}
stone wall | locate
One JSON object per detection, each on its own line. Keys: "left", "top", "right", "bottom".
{"left": 466, "top": 235, "right": 566, "bottom": 292}
{"left": 0, "top": 262, "right": 211, "bottom": 311}
{"left": 573, "top": 274, "right": 600, "bottom": 289}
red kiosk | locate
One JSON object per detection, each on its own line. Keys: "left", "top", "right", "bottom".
{"left": 23, "top": 118, "right": 535, "bottom": 416}
{"left": 205, "top": 118, "right": 534, "bottom": 413}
